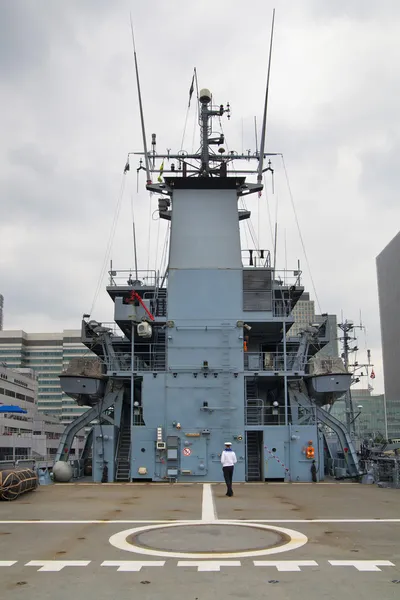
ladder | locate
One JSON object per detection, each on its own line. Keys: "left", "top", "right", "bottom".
{"left": 116, "top": 404, "right": 131, "bottom": 481}
{"left": 246, "top": 431, "right": 261, "bottom": 481}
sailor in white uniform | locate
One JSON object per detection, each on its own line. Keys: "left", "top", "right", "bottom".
{"left": 221, "top": 441, "right": 237, "bottom": 497}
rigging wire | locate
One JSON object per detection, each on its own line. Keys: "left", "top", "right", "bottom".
{"left": 263, "top": 172, "right": 275, "bottom": 253}
{"left": 218, "top": 115, "right": 258, "bottom": 252}
{"left": 159, "top": 223, "right": 170, "bottom": 275}
{"left": 154, "top": 212, "right": 161, "bottom": 273}
{"left": 130, "top": 193, "right": 138, "bottom": 280}
{"left": 90, "top": 175, "right": 126, "bottom": 315}
{"left": 180, "top": 105, "right": 191, "bottom": 151}
{"left": 146, "top": 192, "right": 152, "bottom": 273}
{"left": 191, "top": 98, "right": 198, "bottom": 154}
{"left": 281, "top": 154, "right": 322, "bottom": 313}
{"left": 159, "top": 222, "right": 171, "bottom": 286}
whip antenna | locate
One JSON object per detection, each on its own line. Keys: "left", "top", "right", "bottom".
{"left": 257, "top": 8, "right": 275, "bottom": 187}
{"left": 130, "top": 13, "right": 151, "bottom": 185}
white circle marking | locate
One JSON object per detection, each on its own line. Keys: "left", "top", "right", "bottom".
{"left": 108, "top": 520, "right": 308, "bottom": 559}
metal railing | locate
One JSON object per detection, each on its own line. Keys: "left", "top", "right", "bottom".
{"left": 273, "top": 269, "right": 302, "bottom": 288}
{"left": 242, "top": 249, "right": 271, "bottom": 267}
{"left": 244, "top": 352, "right": 305, "bottom": 372}
{"left": 273, "top": 300, "right": 293, "bottom": 317}
{"left": 108, "top": 269, "right": 160, "bottom": 288}
{"left": 245, "top": 403, "right": 286, "bottom": 426}
{"left": 0, "top": 454, "right": 57, "bottom": 469}
{"left": 104, "top": 349, "right": 166, "bottom": 372}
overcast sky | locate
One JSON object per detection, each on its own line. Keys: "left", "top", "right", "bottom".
{"left": 1, "top": 0, "right": 399, "bottom": 394}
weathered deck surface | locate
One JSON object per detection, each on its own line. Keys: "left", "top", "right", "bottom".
{"left": 1, "top": 481, "right": 399, "bottom": 599}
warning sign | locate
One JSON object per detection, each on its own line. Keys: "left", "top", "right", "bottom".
{"left": 183, "top": 447, "right": 191, "bottom": 456}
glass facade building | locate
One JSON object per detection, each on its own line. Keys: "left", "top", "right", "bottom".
{"left": 0, "top": 330, "right": 93, "bottom": 423}
{"left": 377, "top": 231, "right": 400, "bottom": 440}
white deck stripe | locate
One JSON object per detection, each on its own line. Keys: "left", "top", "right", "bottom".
{"left": 201, "top": 483, "right": 217, "bottom": 522}
{"left": 1, "top": 518, "right": 399, "bottom": 525}
{"left": 101, "top": 561, "right": 165, "bottom": 571}
{"left": 329, "top": 560, "right": 395, "bottom": 572}
{"left": 248, "top": 519, "right": 400, "bottom": 523}
{"left": 178, "top": 560, "right": 241, "bottom": 571}
{"left": 26, "top": 560, "right": 91, "bottom": 572}
{"left": 0, "top": 520, "right": 171, "bottom": 524}
{"left": 254, "top": 560, "right": 318, "bottom": 571}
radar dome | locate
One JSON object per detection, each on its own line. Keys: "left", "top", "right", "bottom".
{"left": 52, "top": 461, "right": 73, "bottom": 483}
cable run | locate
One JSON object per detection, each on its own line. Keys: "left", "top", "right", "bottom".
{"left": 263, "top": 173, "right": 275, "bottom": 254}
{"left": 180, "top": 105, "right": 191, "bottom": 151}
{"left": 280, "top": 154, "right": 322, "bottom": 313}
{"left": 146, "top": 192, "right": 152, "bottom": 273}
{"left": 90, "top": 175, "right": 126, "bottom": 315}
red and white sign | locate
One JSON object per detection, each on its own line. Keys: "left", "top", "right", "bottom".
{"left": 183, "top": 447, "right": 191, "bottom": 456}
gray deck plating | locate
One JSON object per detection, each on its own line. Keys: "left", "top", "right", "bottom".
{"left": 1, "top": 483, "right": 399, "bottom": 599}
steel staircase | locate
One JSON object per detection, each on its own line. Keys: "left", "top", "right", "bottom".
{"left": 153, "top": 327, "right": 166, "bottom": 371}
{"left": 55, "top": 381, "right": 124, "bottom": 463}
{"left": 246, "top": 431, "right": 261, "bottom": 481}
{"left": 245, "top": 378, "right": 261, "bottom": 425}
{"left": 116, "top": 403, "right": 131, "bottom": 481}
{"left": 154, "top": 289, "right": 167, "bottom": 317}
{"left": 289, "top": 384, "right": 360, "bottom": 478}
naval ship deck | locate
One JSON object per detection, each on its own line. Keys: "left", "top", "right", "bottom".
{"left": 1, "top": 482, "right": 399, "bottom": 599}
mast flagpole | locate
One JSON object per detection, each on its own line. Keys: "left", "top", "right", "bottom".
{"left": 257, "top": 8, "right": 275, "bottom": 187}
{"left": 130, "top": 14, "right": 152, "bottom": 185}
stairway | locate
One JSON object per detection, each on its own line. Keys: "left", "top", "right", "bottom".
{"left": 246, "top": 431, "right": 261, "bottom": 481}
{"left": 154, "top": 289, "right": 167, "bottom": 317}
{"left": 245, "top": 378, "right": 261, "bottom": 425}
{"left": 55, "top": 382, "right": 124, "bottom": 463}
{"left": 289, "top": 384, "right": 360, "bottom": 478}
{"left": 246, "top": 378, "right": 258, "bottom": 400}
{"left": 315, "top": 406, "right": 360, "bottom": 478}
{"left": 116, "top": 405, "right": 131, "bottom": 482}
{"left": 153, "top": 327, "right": 166, "bottom": 371}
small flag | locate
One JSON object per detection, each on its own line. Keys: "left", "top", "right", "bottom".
{"left": 188, "top": 73, "right": 195, "bottom": 107}
{"left": 370, "top": 369, "right": 375, "bottom": 379}
{"left": 157, "top": 161, "right": 164, "bottom": 183}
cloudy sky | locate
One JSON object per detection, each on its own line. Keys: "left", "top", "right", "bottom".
{"left": 1, "top": 0, "right": 399, "bottom": 394}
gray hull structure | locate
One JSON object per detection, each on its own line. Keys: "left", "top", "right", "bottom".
{"left": 56, "top": 85, "right": 359, "bottom": 483}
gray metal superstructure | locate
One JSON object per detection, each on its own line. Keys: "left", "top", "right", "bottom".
{"left": 55, "top": 84, "right": 360, "bottom": 483}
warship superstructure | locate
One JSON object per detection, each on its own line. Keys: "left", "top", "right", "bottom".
{"left": 54, "top": 80, "right": 360, "bottom": 484}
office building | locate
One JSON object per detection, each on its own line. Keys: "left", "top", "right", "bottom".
{"left": 330, "top": 388, "right": 388, "bottom": 441}
{"left": 289, "top": 292, "right": 315, "bottom": 336}
{"left": 376, "top": 231, "right": 400, "bottom": 439}
{"left": 0, "top": 364, "right": 85, "bottom": 460}
{"left": 0, "top": 330, "right": 94, "bottom": 423}
{"left": 288, "top": 293, "right": 339, "bottom": 358}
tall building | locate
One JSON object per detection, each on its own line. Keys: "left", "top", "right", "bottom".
{"left": 0, "top": 330, "right": 93, "bottom": 423}
{"left": 288, "top": 293, "right": 339, "bottom": 357}
{"left": 0, "top": 364, "right": 84, "bottom": 460}
{"left": 376, "top": 231, "right": 400, "bottom": 439}
{"left": 0, "top": 295, "right": 3, "bottom": 330}
{"left": 289, "top": 292, "right": 315, "bottom": 336}
{"left": 330, "top": 389, "right": 388, "bottom": 441}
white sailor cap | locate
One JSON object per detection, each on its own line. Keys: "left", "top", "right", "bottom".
{"left": 224, "top": 441, "right": 232, "bottom": 446}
